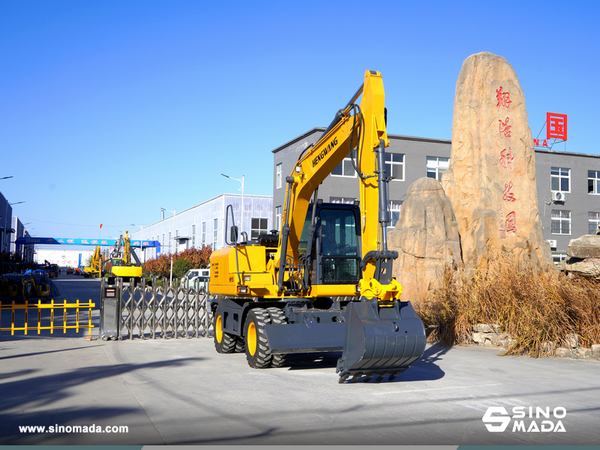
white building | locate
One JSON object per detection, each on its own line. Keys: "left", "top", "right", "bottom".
{"left": 35, "top": 248, "right": 95, "bottom": 268}
{"left": 130, "top": 194, "right": 273, "bottom": 260}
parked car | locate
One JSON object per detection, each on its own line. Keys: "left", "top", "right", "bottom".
{"left": 183, "top": 269, "right": 210, "bottom": 292}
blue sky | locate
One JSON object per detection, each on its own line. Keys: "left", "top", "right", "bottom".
{"left": 2, "top": 0, "right": 599, "bottom": 241}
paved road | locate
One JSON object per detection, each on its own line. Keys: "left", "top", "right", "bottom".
{"left": 0, "top": 277, "right": 599, "bottom": 446}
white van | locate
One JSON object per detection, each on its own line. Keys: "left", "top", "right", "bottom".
{"left": 183, "top": 268, "right": 210, "bottom": 292}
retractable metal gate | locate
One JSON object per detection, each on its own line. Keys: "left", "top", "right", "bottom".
{"left": 101, "top": 278, "right": 212, "bottom": 340}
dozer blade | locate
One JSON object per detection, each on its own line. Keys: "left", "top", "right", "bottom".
{"left": 336, "top": 298, "right": 426, "bottom": 383}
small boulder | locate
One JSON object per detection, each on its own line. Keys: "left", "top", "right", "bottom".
{"left": 567, "top": 235, "right": 600, "bottom": 259}
{"left": 388, "top": 177, "right": 462, "bottom": 308}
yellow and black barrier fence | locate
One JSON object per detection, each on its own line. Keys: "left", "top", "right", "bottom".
{"left": 0, "top": 300, "right": 95, "bottom": 336}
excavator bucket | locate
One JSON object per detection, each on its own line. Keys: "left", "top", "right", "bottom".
{"left": 336, "top": 299, "right": 426, "bottom": 383}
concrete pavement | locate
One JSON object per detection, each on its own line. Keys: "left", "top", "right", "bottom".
{"left": 1, "top": 275, "right": 599, "bottom": 446}
{"left": 1, "top": 335, "right": 599, "bottom": 446}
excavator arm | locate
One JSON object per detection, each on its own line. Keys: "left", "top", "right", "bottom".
{"left": 276, "top": 70, "right": 398, "bottom": 298}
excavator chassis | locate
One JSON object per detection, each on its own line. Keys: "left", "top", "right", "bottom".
{"left": 211, "top": 297, "right": 426, "bottom": 383}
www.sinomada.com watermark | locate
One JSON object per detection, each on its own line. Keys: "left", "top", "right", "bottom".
{"left": 19, "top": 424, "right": 129, "bottom": 434}
{"left": 482, "top": 406, "right": 567, "bottom": 433}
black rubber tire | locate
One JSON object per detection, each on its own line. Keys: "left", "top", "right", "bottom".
{"left": 244, "top": 309, "right": 273, "bottom": 368}
{"left": 234, "top": 336, "right": 245, "bottom": 353}
{"left": 213, "top": 307, "right": 237, "bottom": 353}
{"left": 266, "top": 307, "right": 287, "bottom": 368}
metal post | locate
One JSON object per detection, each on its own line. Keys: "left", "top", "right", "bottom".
{"left": 221, "top": 173, "right": 245, "bottom": 235}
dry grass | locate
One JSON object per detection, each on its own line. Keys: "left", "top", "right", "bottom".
{"left": 417, "top": 254, "right": 600, "bottom": 357}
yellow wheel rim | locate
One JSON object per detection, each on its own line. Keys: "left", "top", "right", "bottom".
{"left": 216, "top": 315, "right": 223, "bottom": 343}
{"left": 247, "top": 322, "right": 257, "bottom": 356}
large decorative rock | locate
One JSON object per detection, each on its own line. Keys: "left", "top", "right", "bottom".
{"left": 389, "top": 177, "right": 462, "bottom": 307}
{"left": 441, "top": 52, "right": 552, "bottom": 268}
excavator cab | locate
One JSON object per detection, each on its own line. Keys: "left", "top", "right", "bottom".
{"left": 317, "top": 205, "right": 361, "bottom": 284}
{"left": 298, "top": 201, "right": 362, "bottom": 288}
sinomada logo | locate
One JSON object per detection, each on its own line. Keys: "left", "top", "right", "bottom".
{"left": 482, "top": 406, "right": 567, "bottom": 433}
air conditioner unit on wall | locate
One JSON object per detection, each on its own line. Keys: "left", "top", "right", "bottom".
{"left": 552, "top": 191, "right": 566, "bottom": 202}
{"left": 547, "top": 240, "right": 557, "bottom": 250}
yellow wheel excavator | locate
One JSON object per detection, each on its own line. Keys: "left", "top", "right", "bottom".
{"left": 209, "top": 71, "right": 426, "bottom": 383}
{"left": 108, "top": 231, "right": 143, "bottom": 283}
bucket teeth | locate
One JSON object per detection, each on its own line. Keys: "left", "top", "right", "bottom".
{"left": 349, "top": 373, "right": 363, "bottom": 383}
{"left": 338, "top": 371, "right": 404, "bottom": 383}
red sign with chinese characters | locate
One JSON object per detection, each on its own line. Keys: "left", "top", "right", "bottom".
{"left": 547, "top": 112, "right": 567, "bottom": 141}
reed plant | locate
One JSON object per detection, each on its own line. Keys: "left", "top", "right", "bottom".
{"left": 417, "top": 254, "right": 600, "bottom": 357}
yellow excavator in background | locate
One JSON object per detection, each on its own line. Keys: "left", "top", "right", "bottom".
{"left": 108, "top": 230, "right": 143, "bottom": 282}
{"left": 209, "top": 70, "right": 426, "bottom": 383}
{"left": 83, "top": 246, "right": 104, "bottom": 278}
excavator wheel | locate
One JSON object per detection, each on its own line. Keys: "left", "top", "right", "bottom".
{"left": 234, "top": 336, "right": 245, "bottom": 353}
{"left": 213, "top": 307, "right": 237, "bottom": 354}
{"left": 266, "top": 307, "right": 287, "bottom": 368}
{"left": 244, "top": 309, "right": 273, "bottom": 368}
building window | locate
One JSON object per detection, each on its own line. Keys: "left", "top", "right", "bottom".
{"left": 330, "top": 197, "right": 356, "bottom": 204}
{"left": 192, "top": 225, "right": 196, "bottom": 246}
{"left": 332, "top": 150, "right": 357, "bottom": 177}
{"left": 169, "top": 232, "right": 172, "bottom": 252}
{"left": 551, "top": 210, "right": 571, "bottom": 235}
{"left": 213, "top": 218, "right": 218, "bottom": 250}
{"left": 275, "top": 206, "right": 282, "bottom": 231}
{"left": 202, "top": 222, "right": 206, "bottom": 244}
{"left": 276, "top": 163, "right": 283, "bottom": 189}
{"left": 589, "top": 212, "right": 600, "bottom": 235}
{"left": 251, "top": 218, "right": 268, "bottom": 240}
{"left": 588, "top": 171, "right": 600, "bottom": 194}
{"left": 388, "top": 200, "right": 403, "bottom": 228}
{"left": 426, "top": 157, "right": 449, "bottom": 181}
{"left": 384, "top": 153, "right": 405, "bottom": 181}
{"left": 552, "top": 254, "right": 567, "bottom": 265}
{"left": 551, "top": 167, "right": 570, "bottom": 192}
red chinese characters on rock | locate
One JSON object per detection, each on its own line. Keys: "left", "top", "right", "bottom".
{"left": 499, "top": 208, "right": 506, "bottom": 239}
{"left": 499, "top": 147, "right": 514, "bottom": 173}
{"left": 505, "top": 211, "right": 517, "bottom": 234}
{"left": 503, "top": 181, "right": 517, "bottom": 202}
{"left": 499, "top": 117, "right": 512, "bottom": 138}
{"left": 496, "top": 86, "right": 517, "bottom": 239}
{"left": 498, "top": 208, "right": 518, "bottom": 239}
{"left": 496, "top": 86, "right": 512, "bottom": 109}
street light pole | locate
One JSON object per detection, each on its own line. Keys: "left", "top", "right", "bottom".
{"left": 161, "top": 208, "right": 177, "bottom": 286}
{"left": 131, "top": 223, "right": 144, "bottom": 263}
{"left": 221, "top": 173, "right": 245, "bottom": 236}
